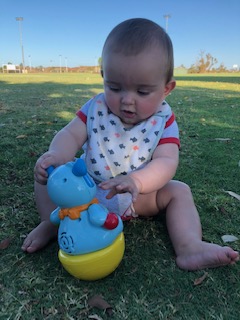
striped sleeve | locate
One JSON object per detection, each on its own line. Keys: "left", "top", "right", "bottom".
{"left": 76, "top": 97, "right": 92, "bottom": 123}
{"left": 158, "top": 112, "right": 180, "bottom": 148}
{"left": 77, "top": 110, "right": 87, "bottom": 123}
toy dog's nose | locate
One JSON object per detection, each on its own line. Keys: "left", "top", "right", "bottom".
{"left": 59, "top": 232, "right": 75, "bottom": 254}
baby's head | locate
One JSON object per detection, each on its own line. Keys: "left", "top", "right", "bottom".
{"left": 101, "top": 18, "right": 176, "bottom": 127}
{"left": 102, "top": 18, "right": 174, "bottom": 84}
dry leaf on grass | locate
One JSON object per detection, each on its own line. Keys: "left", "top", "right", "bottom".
{"left": 209, "top": 138, "right": 231, "bottom": 142}
{"left": 194, "top": 272, "right": 208, "bottom": 286}
{"left": 88, "top": 295, "right": 113, "bottom": 316}
{"left": 16, "top": 134, "right": 27, "bottom": 139}
{"left": 224, "top": 191, "right": 240, "bottom": 201}
{"left": 88, "top": 315, "right": 103, "bottom": 320}
{"left": 221, "top": 235, "right": 239, "bottom": 243}
{"left": 0, "top": 238, "right": 11, "bottom": 249}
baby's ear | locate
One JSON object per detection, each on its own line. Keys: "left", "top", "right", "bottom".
{"left": 164, "top": 79, "right": 176, "bottom": 96}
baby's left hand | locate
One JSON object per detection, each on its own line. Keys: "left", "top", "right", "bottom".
{"left": 99, "top": 175, "right": 142, "bottom": 202}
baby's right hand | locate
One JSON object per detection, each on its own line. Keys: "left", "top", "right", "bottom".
{"left": 34, "top": 152, "right": 59, "bottom": 185}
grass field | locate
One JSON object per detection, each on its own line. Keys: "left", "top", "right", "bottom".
{"left": 0, "top": 73, "right": 240, "bottom": 320}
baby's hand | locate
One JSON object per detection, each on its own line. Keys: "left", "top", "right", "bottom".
{"left": 99, "top": 175, "right": 142, "bottom": 202}
{"left": 34, "top": 152, "right": 59, "bottom": 185}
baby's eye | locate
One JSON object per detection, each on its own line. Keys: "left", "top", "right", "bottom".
{"left": 137, "top": 90, "right": 150, "bottom": 96}
{"left": 109, "top": 86, "right": 121, "bottom": 92}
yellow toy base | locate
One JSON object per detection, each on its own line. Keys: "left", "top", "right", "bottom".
{"left": 58, "top": 232, "right": 125, "bottom": 281}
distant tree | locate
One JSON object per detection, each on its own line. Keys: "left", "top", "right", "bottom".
{"left": 216, "top": 63, "right": 227, "bottom": 73}
{"left": 187, "top": 64, "right": 198, "bottom": 74}
{"left": 179, "top": 64, "right": 187, "bottom": 69}
{"left": 188, "top": 51, "right": 218, "bottom": 73}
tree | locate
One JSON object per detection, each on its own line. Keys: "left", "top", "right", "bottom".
{"left": 188, "top": 51, "right": 218, "bottom": 73}
{"left": 216, "top": 63, "right": 227, "bottom": 73}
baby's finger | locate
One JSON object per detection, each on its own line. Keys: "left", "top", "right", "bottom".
{"left": 105, "top": 188, "right": 117, "bottom": 199}
{"left": 116, "top": 183, "right": 133, "bottom": 194}
{"left": 34, "top": 164, "right": 48, "bottom": 184}
{"left": 131, "top": 189, "right": 139, "bottom": 202}
{"left": 34, "top": 172, "right": 48, "bottom": 185}
{"left": 99, "top": 180, "right": 115, "bottom": 190}
{"left": 41, "top": 157, "right": 56, "bottom": 170}
{"left": 118, "top": 184, "right": 138, "bottom": 201}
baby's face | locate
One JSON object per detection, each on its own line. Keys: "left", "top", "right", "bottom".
{"left": 102, "top": 47, "right": 174, "bottom": 127}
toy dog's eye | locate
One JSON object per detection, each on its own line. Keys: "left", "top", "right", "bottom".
{"left": 63, "top": 178, "right": 67, "bottom": 183}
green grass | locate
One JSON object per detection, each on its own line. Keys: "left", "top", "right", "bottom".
{"left": 0, "top": 73, "right": 240, "bottom": 320}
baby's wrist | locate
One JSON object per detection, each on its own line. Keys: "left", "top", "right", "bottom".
{"left": 130, "top": 174, "right": 143, "bottom": 193}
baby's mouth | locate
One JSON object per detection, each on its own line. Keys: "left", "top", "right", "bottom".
{"left": 122, "top": 109, "right": 136, "bottom": 118}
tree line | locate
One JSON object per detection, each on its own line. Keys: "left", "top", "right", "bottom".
{"left": 2, "top": 52, "right": 237, "bottom": 74}
{"left": 187, "top": 51, "right": 229, "bottom": 73}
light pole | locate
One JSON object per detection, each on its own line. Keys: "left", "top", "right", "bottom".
{"left": 65, "top": 57, "right": 68, "bottom": 72}
{"left": 59, "top": 55, "right": 62, "bottom": 73}
{"left": 16, "top": 17, "right": 25, "bottom": 72}
{"left": 28, "top": 55, "right": 32, "bottom": 71}
{"left": 163, "top": 14, "right": 171, "bottom": 33}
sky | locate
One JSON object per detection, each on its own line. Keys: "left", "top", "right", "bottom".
{"left": 1, "top": 0, "right": 240, "bottom": 69}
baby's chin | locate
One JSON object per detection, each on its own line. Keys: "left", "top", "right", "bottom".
{"left": 118, "top": 114, "right": 142, "bottom": 128}
{"left": 120, "top": 118, "right": 139, "bottom": 128}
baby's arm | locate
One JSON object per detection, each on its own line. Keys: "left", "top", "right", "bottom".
{"left": 34, "top": 117, "right": 87, "bottom": 184}
{"left": 131, "top": 142, "right": 179, "bottom": 193}
{"left": 99, "top": 143, "right": 179, "bottom": 201}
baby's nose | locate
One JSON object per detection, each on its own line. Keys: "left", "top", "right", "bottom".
{"left": 121, "top": 91, "right": 134, "bottom": 105}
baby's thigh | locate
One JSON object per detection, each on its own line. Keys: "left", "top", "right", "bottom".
{"left": 133, "top": 181, "right": 182, "bottom": 217}
{"left": 133, "top": 191, "right": 162, "bottom": 217}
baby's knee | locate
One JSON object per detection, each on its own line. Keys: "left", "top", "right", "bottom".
{"left": 157, "top": 181, "right": 192, "bottom": 209}
{"left": 168, "top": 180, "right": 192, "bottom": 197}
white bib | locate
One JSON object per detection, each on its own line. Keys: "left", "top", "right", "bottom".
{"left": 83, "top": 94, "right": 171, "bottom": 182}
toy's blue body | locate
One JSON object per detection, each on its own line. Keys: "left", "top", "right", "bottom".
{"left": 47, "top": 159, "right": 123, "bottom": 255}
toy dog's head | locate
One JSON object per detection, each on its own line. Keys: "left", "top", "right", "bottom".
{"left": 47, "top": 158, "right": 96, "bottom": 208}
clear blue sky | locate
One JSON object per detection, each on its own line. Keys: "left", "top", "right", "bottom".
{"left": 1, "top": 0, "right": 239, "bottom": 69}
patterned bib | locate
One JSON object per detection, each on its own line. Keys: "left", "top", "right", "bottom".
{"left": 83, "top": 94, "right": 171, "bottom": 182}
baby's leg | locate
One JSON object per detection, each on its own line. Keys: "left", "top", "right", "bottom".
{"left": 135, "top": 181, "right": 239, "bottom": 270}
{"left": 21, "top": 182, "right": 58, "bottom": 253}
{"left": 160, "top": 181, "right": 239, "bottom": 270}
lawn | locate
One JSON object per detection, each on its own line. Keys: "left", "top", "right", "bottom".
{"left": 0, "top": 73, "right": 240, "bottom": 320}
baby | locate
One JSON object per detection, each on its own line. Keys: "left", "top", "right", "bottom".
{"left": 22, "top": 18, "right": 239, "bottom": 270}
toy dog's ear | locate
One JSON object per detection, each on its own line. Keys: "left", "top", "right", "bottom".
{"left": 72, "top": 159, "right": 87, "bottom": 176}
{"left": 72, "top": 159, "right": 94, "bottom": 188}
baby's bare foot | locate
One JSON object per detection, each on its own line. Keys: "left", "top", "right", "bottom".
{"left": 22, "top": 221, "right": 58, "bottom": 253}
{"left": 176, "top": 242, "right": 239, "bottom": 271}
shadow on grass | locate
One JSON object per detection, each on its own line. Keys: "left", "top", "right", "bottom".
{"left": 0, "top": 78, "right": 104, "bottom": 208}
{"left": 0, "top": 79, "right": 104, "bottom": 118}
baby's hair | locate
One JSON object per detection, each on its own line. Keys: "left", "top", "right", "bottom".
{"left": 102, "top": 18, "right": 174, "bottom": 83}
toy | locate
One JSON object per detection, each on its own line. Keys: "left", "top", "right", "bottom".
{"left": 47, "top": 158, "right": 125, "bottom": 281}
